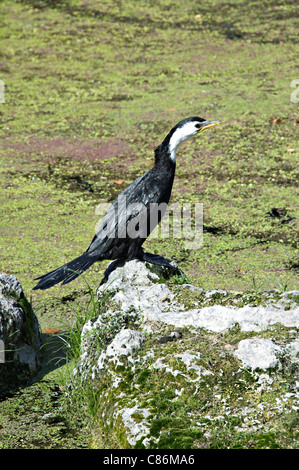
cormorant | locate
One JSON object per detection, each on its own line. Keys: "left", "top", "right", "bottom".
{"left": 33, "top": 116, "right": 220, "bottom": 290}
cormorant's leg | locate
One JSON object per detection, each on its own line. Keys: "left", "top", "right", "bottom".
{"left": 100, "top": 258, "right": 126, "bottom": 286}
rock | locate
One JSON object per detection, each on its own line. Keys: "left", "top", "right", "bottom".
{"left": 96, "top": 260, "right": 299, "bottom": 333}
{"left": 95, "top": 329, "right": 145, "bottom": 373}
{"left": 41, "top": 412, "right": 65, "bottom": 425}
{"left": 75, "top": 260, "right": 299, "bottom": 449}
{"left": 0, "top": 273, "right": 41, "bottom": 395}
{"left": 286, "top": 340, "right": 299, "bottom": 364}
{"left": 234, "top": 338, "right": 280, "bottom": 370}
{"left": 97, "top": 260, "right": 172, "bottom": 319}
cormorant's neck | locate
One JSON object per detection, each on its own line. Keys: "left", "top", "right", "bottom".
{"left": 154, "top": 141, "right": 176, "bottom": 167}
{"left": 154, "top": 124, "right": 192, "bottom": 166}
{"left": 154, "top": 129, "right": 180, "bottom": 166}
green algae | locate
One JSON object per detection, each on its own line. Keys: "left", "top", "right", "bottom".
{"left": 0, "top": 378, "right": 89, "bottom": 448}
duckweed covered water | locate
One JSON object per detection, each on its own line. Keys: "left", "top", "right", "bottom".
{"left": 0, "top": 0, "right": 298, "bottom": 449}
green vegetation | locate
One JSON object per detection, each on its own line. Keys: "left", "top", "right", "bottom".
{"left": 0, "top": 0, "right": 298, "bottom": 449}
{"left": 76, "top": 306, "right": 298, "bottom": 449}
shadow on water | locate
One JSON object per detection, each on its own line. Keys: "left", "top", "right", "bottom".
{"left": 0, "top": 330, "right": 90, "bottom": 449}
{"left": 17, "top": 0, "right": 241, "bottom": 38}
{"left": 38, "top": 332, "right": 69, "bottom": 378}
{"left": 0, "top": 332, "right": 68, "bottom": 400}
{"left": 18, "top": 0, "right": 298, "bottom": 43}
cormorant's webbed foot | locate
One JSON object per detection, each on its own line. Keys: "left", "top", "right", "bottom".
{"left": 100, "top": 253, "right": 185, "bottom": 287}
{"left": 142, "top": 252, "right": 185, "bottom": 276}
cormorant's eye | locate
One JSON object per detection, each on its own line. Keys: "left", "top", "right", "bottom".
{"left": 195, "top": 123, "right": 201, "bottom": 129}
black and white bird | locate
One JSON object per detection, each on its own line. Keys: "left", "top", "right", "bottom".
{"left": 33, "top": 116, "right": 220, "bottom": 290}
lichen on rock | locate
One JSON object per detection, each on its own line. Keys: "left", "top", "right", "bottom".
{"left": 75, "top": 260, "right": 299, "bottom": 449}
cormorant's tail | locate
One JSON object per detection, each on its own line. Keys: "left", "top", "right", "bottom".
{"left": 33, "top": 252, "right": 98, "bottom": 290}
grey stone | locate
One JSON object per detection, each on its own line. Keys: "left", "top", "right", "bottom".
{"left": 96, "top": 260, "right": 299, "bottom": 333}
{"left": 0, "top": 273, "right": 41, "bottom": 394}
{"left": 75, "top": 260, "right": 299, "bottom": 448}
{"left": 234, "top": 338, "right": 280, "bottom": 370}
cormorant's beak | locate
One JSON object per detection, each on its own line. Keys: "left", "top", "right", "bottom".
{"left": 198, "top": 120, "right": 221, "bottom": 133}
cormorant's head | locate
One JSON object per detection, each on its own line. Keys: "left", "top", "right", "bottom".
{"left": 168, "top": 116, "right": 221, "bottom": 162}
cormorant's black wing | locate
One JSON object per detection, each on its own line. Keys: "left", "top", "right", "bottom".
{"left": 85, "top": 165, "right": 174, "bottom": 259}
